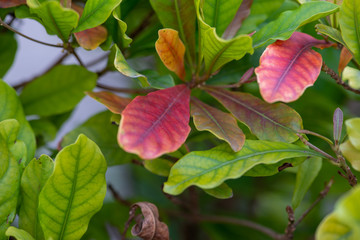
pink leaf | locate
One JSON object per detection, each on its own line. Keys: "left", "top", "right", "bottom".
{"left": 118, "top": 85, "right": 191, "bottom": 159}
{"left": 255, "top": 32, "right": 334, "bottom": 103}
{"left": 86, "top": 91, "right": 132, "bottom": 114}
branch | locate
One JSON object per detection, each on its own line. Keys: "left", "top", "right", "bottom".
{"left": 0, "top": 17, "right": 63, "bottom": 48}
{"left": 108, "top": 184, "right": 132, "bottom": 207}
{"left": 96, "top": 83, "right": 154, "bottom": 94}
{"left": 322, "top": 62, "right": 360, "bottom": 95}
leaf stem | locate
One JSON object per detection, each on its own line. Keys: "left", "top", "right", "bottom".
{"left": 108, "top": 184, "right": 132, "bottom": 207}
{"left": 96, "top": 83, "right": 153, "bottom": 94}
{"left": 0, "top": 17, "right": 63, "bottom": 48}
{"left": 298, "top": 129, "right": 334, "bottom": 146}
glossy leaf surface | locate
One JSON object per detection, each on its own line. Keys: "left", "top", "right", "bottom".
{"left": 292, "top": 157, "right": 322, "bottom": 209}
{"left": 255, "top": 32, "right": 333, "bottom": 103}
{"left": 340, "top": 0, "right": 360, "bottom": 63}
{"left": 150, "top": 0, "right": 196, "bottom": 60}
{"left": 343, "top": 67, "right": 360, "bottom": 89}
{"left": 27, "top": 0, "right": 79, "bottom": 42}
{"left": 164, "top": 141, "right": 323, "bottom": 195}
{"left": 62, "top": 111, "right": 132, "bottom": 166}
{"left": 19, "top": 155, "right": 54, "bottom": 240}
{"left": 74, "top": 0, "right": 121, "bottom": 32}
{"left": 0, "top": 120, "right": 21, "bottom": 240}
{"left": 205, "top": 87, "right": 302, "bottom": 143}
{"left": 38, "top": 135, "right": 107, "bottom": 240}
{"left": 202, "top": 0, "right": 243, "bottom": 37}
{"left": 345, "top": 118, "right": 360, "bottom": 149}
{"left": 155, "top": 29, "right": 186, "bottom": 80}
{"left": 203, "top": 183, "right": 233, "bottom": 199}
{"left": 86, "top": 91, "right": 132, "bottom": 114}
{"left": 118, "top": 85, "right": 191, "bottom": 159}
{"left": 252, "top": 1, "right": 339, "bottom": 48}
{"left": 113, "top": 45, "right": 149, "bottom": 87}
{"left": 0, "top": 33, "right": 17, "bottom": 78}
{"left": 196, "top": 0, "right": 253, "bottom": 73}
{"left": 5, "top": 227, "right": 34, "bottom": 240}
{"left": 0, "top": 0, "right": 25, "bottom": 8}
{"left": 144, "top": 158, "right": 173, "bottom": 177}
{"left": 0, "top": 80, "right": 35, "bottom": 160}
{"left": 20, "top": 65, "right": 97, "bottom": 116}
{"left": 340, "top": 140, "right": 360, "bottom": 171}
{"left": 142, "top": 70, "right": 175, "bottom": 89}
{"left": 191, "top": 97, "right": 245, "bottom": 152}
{"left": 315, "top": 24, "right": 345, "bottom": 46}
{"left": 316, "top": 185, "right": 360, "bottom": 239}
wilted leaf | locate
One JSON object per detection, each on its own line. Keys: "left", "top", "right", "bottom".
{"left": 343, "top": 67, "right": 360, "bottom": 90}
{"left": 129, "top": 202, "right": 169, "bottom": 240}
{"left": 292, "top": 157, "right": 322, "bottom": 209}
{"left": 27, "top": 0, "right": 79, "bottom": 42}
{"left": 339, "top": 47, "right": 353, "bottom": 74}
{"left": 315, "top": 24, "right": 345, "bottom": 46}
{"left": 144, "top": 158, "right": 173, "bottom": 177}
{"left": 113, "top": 45, "right": 149, "bottom": 87}
{"left": 0, "top": 79, "right": 35, "bottom": 161}
{"left": 333, "top": 108, "right": 343, "bottom": 144}
{"left": 118, "top": 85, "right": 191, "bottom": 160}
{"left": 38, "top": 135, "right": 107, "bottom": 240}
{"left": 203, "top": 183, "right": 233, "bottom": 199}
{"left": 339, "top": 0, "right": 360, "bottom": 64}
{"left": 20, "top": 65, "right": 97, "bottom": 116}
{"left": 150, "top": 0, "right": 196, "bottom": 60}
{"left": 155, "top": 29, "right": 186, "bottom": 80}
{"left": 222, "top": 0, "right": 253, "bottom": 39}
{"left": 86, "top": 91, "right": 132, "bottom": 114}
{"left": 345, "top": 118, "right": 360, "bottom": 149}
{"left": 0, "top": 0, "right": 25, "bottom": 8}
{"left": 5, "top": 227, "right": 34, "bottom": 240}
{"left": 112, "top": 5, "right": 132, "bottom": 48}
{"left": 340, "top": 140, "right": 360, "bottom": 171}
{"left": 0, "top": 32, "right": 17, "bottom": 78}
{"left": 74, "top": 0, "right": 122, "bottom": 32}
{"left": 191, "top": 97, "right": 245, "bottom": 152}
{"left": 255, "top": 32, "right": 334, "bottom": 103}
{"left": 252, "top": 1, "right": 339, "bottom": 48}
{"left": 205, "top": 87, "right": 302, "bottom": 143}
{"left": 164, "top": 141, "right": 323, "bottom": 195}
{"left": 18, "top": 156, "right": 53, "bottom": 240}
{"left": 62, "top": 111, "right": 132, "bottom": 166}
{"left": 195, "top": 0, "right": 253, "bottom": 73}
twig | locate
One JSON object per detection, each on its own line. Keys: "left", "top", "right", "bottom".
{"left": 71, "top": 48, "right": 85, "bottom": 67}
{"left": 86, "top": 53, "right": 109, "bottom": 67}
{"left": 298, "top": 129, "right": 333, "bottom": 146}
{"left": 96, "top": 83, "right": 154, "bottom": 94}
{"left": 108, "top": 184, "right": 132, "bottom": 207}
{"left": 283, "top": 206, "right": 295, "bottom": 239}
{"left": 0, "top": 17, "right": 63, "bottom": 48}
{"left": 322, "top": 62, "right": 360, "bottom": 95}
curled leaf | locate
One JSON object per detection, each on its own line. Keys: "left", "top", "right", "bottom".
{"left": 338, "top": 47, "right": 353, "bottom": 74}
{"left": 255, "top": 32, "right": 334, "bottom": 103}
{"left": 129, "top": 202, "right": 169, "bottom": 240}
{"left": 155, "top": 29, "right": 186, "bottom": 80}
{"left": 86, "top": 91, "right": 132, "bottom": 114}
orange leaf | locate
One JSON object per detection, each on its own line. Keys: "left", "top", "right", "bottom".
{"left": 338, "top": 47, "right": 353, "bottom": 74}
{"left": 155, "top": 29, "right": 186, "bottom": 80}
{"left": 86, "top": 91, "right": 132, "bottom": 114}
{"left": 0, "top": 0, "right": 25, "bottom": 8}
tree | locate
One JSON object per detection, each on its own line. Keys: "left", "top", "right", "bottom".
{"left": 0, "top": 0, "right": 360, "bottom": 239}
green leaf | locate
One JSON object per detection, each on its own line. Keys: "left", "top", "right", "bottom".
{"left": 340, "top": 140, "right": 360, "bottom": 171}
{"left": 20, "top": 65, "right": 97, "bottom": 117}
{"left": 61, "top": 111, "right": 132, "bottom": 166}
{"left": 142, "top": 70, "right": 175, "bottom": 89}
{"left": 195, "top": 0, "right": 253, "bottom": 73}
{"left": 340, "top": 0, "right": 360, "bottom": 64}
{"left": 144, "top": 158, "right": 173, "bottom": 177}
{"left": 74, "top": 0, "right": 122, "bottom": 32}
{"left": 150, "top": 0, "right": 196, "bottom": 61}
{"left": 345, "top": 118, "right": 360, "bottom": 149}
{"left": 252, "top": 1, "right": 339, "bottom": 48}
{"left": 29, "top": 118, "right": 57, "bottom": 143}
{"left": 19, "top": 155, "right": 54, "bottom": 240}
{"left": 27, "top": 0, "right": 79, "bottom": 42}
{"left": 38, "top": 134, "right": 107, "bottom": 240}
{"left": 5, "top": 227, "right": 35, "bottom": 240}
{"left": 0, "top": 32, "right": 17, "bottom": 78}
{"left": 292, "top": 157, "right": 322, "bottom": 209}
{"left": 203, "top": 183, "right": 233, "bottom": 199}
{"left": 0, "top": 79, "right": 36, "bottom": 161}
{"left": 112, "top": 5, "right": 132, "bottom": 48}
{"left": 202, "top": 0, "right": 243, "bottom": 37}
{"left": 113, "top": 45, "right": 149, "bottom": 87}
{"left": 315, "top": 24, "right": 346, "bottom": 46}
{"left": 343, "top": 67, "right": 360, "bottom": 90}
{"left": 0, "top": 119, "right": 21, "bottom": 240}
{"left": 316, "top": 185, "right": 360, "bottom": 239}
{"left": 164, "top": 140, "right": 323, "bottom": 195}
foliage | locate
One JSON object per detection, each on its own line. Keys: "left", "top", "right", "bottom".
{"left": 0, "top": 0, "right": 360, "bottom": 239}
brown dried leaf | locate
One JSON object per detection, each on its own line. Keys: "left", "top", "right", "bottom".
{"left": 129, "top": 202, "right": 169, "bottom": 240}
{"left": 338, "top": 47, "right": 353, "bottom": 74}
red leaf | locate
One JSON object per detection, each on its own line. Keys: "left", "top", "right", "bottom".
{"left": 118, "top": 85, "right": 191, "bottom": 159}
{"left": 86, "top": 91, "right": 132, "bottom": 114}
{"left": 0, "top": 0, "right": 25, "bottom": 8}
{"left": 255, "top": 32, "right": 334, "bottom": 103}
{"left": 338, "top": 47, "right": 353, "bottom": 74}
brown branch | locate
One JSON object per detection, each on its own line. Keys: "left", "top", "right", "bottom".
{"left": 70, "top": 48, "right": 85, "bottom": 67}
{"left": 322, "top": 62, "right": 360, "bottom": 95}
{"left": 0, "top": 17, "right": 63, "bottom": 48}
{"left": 96, "top": 83, "right": 154, "bottom": 94}
{"left": 108, "top": 184, "right": 132, "bottom": 207}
